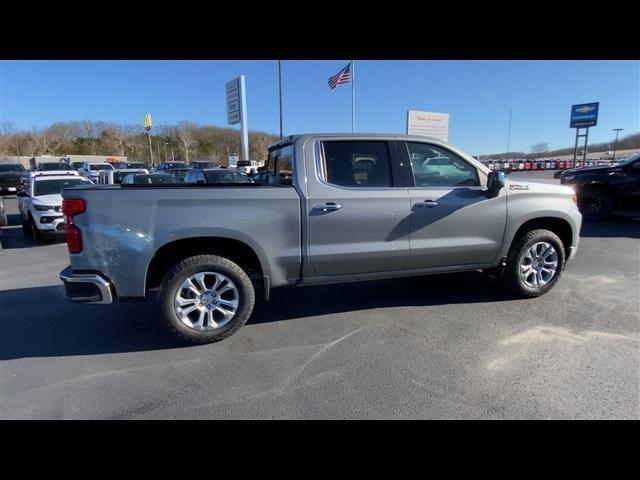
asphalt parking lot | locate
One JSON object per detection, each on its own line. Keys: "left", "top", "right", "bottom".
{"left": 1, "top": 171, "right": 638, "bottom": 419}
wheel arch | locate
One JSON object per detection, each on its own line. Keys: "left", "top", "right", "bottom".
{"left": 506, "top": 216, "right": 574, "bottom": 262}
{"left": 145, "top": 236, "right": 269, "bottom": 299}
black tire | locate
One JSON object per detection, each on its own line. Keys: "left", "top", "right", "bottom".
{"left": 21, "top": 217, "right": 32, "bottom": 236}
{"left": 29, "top": 216, "right": 43, "bottom": 244}
{"left": 501, "top": 229, "right": 565, "bottom": 298}
{"left": 157, "top": 254, "right": 255, "bottom": 344}
{"left": 578, "top": 190, "right": 613, "bottom": 221}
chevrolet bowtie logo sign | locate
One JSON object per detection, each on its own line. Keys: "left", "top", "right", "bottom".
{"left": 570, "top": 102, "right": 599, "bottom": 128}
{"left": 575, "top": 105, "right": 595, "bottom": 114}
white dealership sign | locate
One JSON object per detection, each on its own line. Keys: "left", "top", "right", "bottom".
{"left": 406, "top": 110, "right": 450, "bottom": 141}
{"left": 226, "top": 78, "right": 242, "bottom": 125}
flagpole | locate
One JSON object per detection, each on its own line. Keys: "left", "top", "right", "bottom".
{"left": 278, "top": 60, "right": 283, "bottom": 139}
{"left": 351, "top": 60, "right": 355, "bottom": 133}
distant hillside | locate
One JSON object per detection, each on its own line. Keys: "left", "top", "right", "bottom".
{"left": 482, "top": 132, "right": 640, "bottom": 160}
{"left": 0, "top": 120, "right": 279, "bottom": 165}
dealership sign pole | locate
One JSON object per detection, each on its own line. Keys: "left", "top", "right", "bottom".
{"left": 226, "top": 76, "right": 249, "bottom": 161}
{"left": 144, "top": 112, "right": 154, "bottom": 166}
{"left": 570, "top": 102, "right": 599, "bottom": 167}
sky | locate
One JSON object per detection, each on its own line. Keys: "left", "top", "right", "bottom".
{"left": 0, "top": 60, "right": 638, "bottom": 155}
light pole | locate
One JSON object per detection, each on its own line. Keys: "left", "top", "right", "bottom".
{"left": 278, "top": 60, "right": 283, "bottom": 139}
{"left": 506, "top": 110, "right": 512, "bottom": 163}
{"left": 612, "top": 128, "right": 623, "bottom": 162}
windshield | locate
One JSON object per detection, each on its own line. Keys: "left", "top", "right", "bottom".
{"left": 616, "top": 154, "right": 640, "bottom": 166}
{"left": 162, "top": 162, "right": 186, "bottom": 169}
{"left": 127, "top": 163, "right": 146, "bottom": 169}
{"left": 130, "top": 175, "right": 179, "bottom": 184}
{"left": 170, "top": 169, "right": 189, "bottom": 180}
{"left": 91, "top": 164, "right": 114, "bottom": 171}
{"left": 34, "top": 178, "right": 91, "bottom": 196}
{"left": 37, "top": 163, "right": 69, "bottom": 171}
{"left": 0, "top": 164, "right": 26, "bottom": 172}
{"left": 203, "top": 171, "right": 252, "bottom": 183}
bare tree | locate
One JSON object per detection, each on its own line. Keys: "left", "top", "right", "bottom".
{"left": 176, "top": 122, "right": 197, "bottom": 163}
{"left": 531, "top": 142, "right": 550, "bottom": 155}
{"left": 0, "top": 121, "right": 18, "bottom": 156}
{"left": 103, "top": 123, "right": 138, "bottom": 156}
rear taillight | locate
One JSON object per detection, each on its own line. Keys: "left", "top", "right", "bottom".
{"left": 572, "top": 194, "right": 577, "bottom": 205}
{"left": 62, "top": 199, "right": 86, "bottom": 254}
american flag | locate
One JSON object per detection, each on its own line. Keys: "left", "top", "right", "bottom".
{"left": 328, "top": 62, "right": 352, "bottom": 90}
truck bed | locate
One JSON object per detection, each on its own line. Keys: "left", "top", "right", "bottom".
{"left": 62, "top": 184, "right": 302, "bottom": 298}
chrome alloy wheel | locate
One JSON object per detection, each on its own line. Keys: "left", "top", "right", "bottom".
{"left": 173, "top": 272, "right": 239, "bottom": 331}
{"left": 520, "top": 242, "right": 558, "bottom": 288}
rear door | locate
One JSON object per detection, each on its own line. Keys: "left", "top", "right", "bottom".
{"left": 401, "top": 141, "right": 507, "bottom": 268}
{"left": 304, "top": 139, "right": 411, "bottom": 276}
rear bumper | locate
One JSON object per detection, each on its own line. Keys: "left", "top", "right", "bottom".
{"left": 59, "top": 266, "right": 114, "bottom": 304}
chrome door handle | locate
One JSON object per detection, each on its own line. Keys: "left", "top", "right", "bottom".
{"left": 313, "top": 202, "right": 342, "bottom": 212}
{"left": 415, "top": 200, "right": 439, "bottom": 208}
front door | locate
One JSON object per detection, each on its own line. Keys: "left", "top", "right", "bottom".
{"left": 401, "top": 141, "right": 507, "bottom": 269}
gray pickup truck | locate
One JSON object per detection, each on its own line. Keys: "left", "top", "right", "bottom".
{"left": 60, "top": 134, "right": 582, "bottom": 344}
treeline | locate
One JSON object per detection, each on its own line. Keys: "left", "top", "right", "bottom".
{"left": 0, "top": 121, "right": 280, "bottom": 165}
{"left": 484, "top": 132, "right": 640, "bottom": 160}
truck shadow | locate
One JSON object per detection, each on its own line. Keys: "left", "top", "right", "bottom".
{"left": 0, "top": 271, "right": 514, "bottom": 360}
{"left": 579, "top": 217, "right": 640, "bottom": 239}
{"left": 252, "top": 271, "right": 513, "bottom": 326}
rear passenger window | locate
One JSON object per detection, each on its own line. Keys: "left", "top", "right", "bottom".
{"left": 322, "top": 141, "right": 392, "bottom": 187}
{"left": 266, "top": 145, "right": 294, "bottom": 185}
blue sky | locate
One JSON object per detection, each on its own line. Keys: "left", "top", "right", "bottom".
{"left": 1, "top": 60, "right": 638, "bottom": 155}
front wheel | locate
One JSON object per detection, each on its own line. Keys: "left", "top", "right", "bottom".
{"left": 29, "top": 216, "right": 43, "bottom": 244}
{"left": 157, "top": 254, "right": 255, "bottom": 344}
{"left": 578, "top": 190, "right": 613, "bottom": 221}
{"left": 502, "top": 229, "right": 566, "bottom": 298}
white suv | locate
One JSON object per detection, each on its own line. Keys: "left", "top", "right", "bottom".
{"left": 18, "top": 173, "right": 92, "bottom": 243}
{"left": 78, "top": 162, "right": 115, "bottom": 183}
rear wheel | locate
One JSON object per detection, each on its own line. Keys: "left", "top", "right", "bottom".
{"left": 502, "top": 229, "right": 565, "bottom": 298}
{"left": 157, "top": 254, "right": 255, "bottom": 344}
{"left": 578, "top": 190, "right": 613, "bottom": 221}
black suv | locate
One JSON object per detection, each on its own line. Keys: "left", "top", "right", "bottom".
{"left": 560, "top": 154, "right": 640, "bottom": 220}
{"left": 0, "top": 163, "right": 29, "bottom": 194}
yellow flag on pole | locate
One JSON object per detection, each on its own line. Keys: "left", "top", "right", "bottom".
{"left": 144, "top": 113, "right": 152, "bottom": 130}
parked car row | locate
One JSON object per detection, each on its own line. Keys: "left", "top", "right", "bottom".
{"left": 483, "top": 159, "right": 620, "bottom": 172}
{"left": 121, "top": 167, "right": 254, "bottom": 185}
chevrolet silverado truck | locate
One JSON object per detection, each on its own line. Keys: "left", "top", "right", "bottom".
{"left": 60, "top": 134, "right": 582, "bottom": 344}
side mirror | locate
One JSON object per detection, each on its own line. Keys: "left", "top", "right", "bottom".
{"left": 486, "top": 171, "right": 506, "bottom": 198}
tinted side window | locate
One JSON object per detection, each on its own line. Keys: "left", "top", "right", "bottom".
{"left": 322, "top": 141, "right": 392, "bottom": 188}
{"left": 407, "top": 142, "right": 479, "bottom": 187}
{"left": 266, "top": 145, "right": 294, "bottom": 185}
